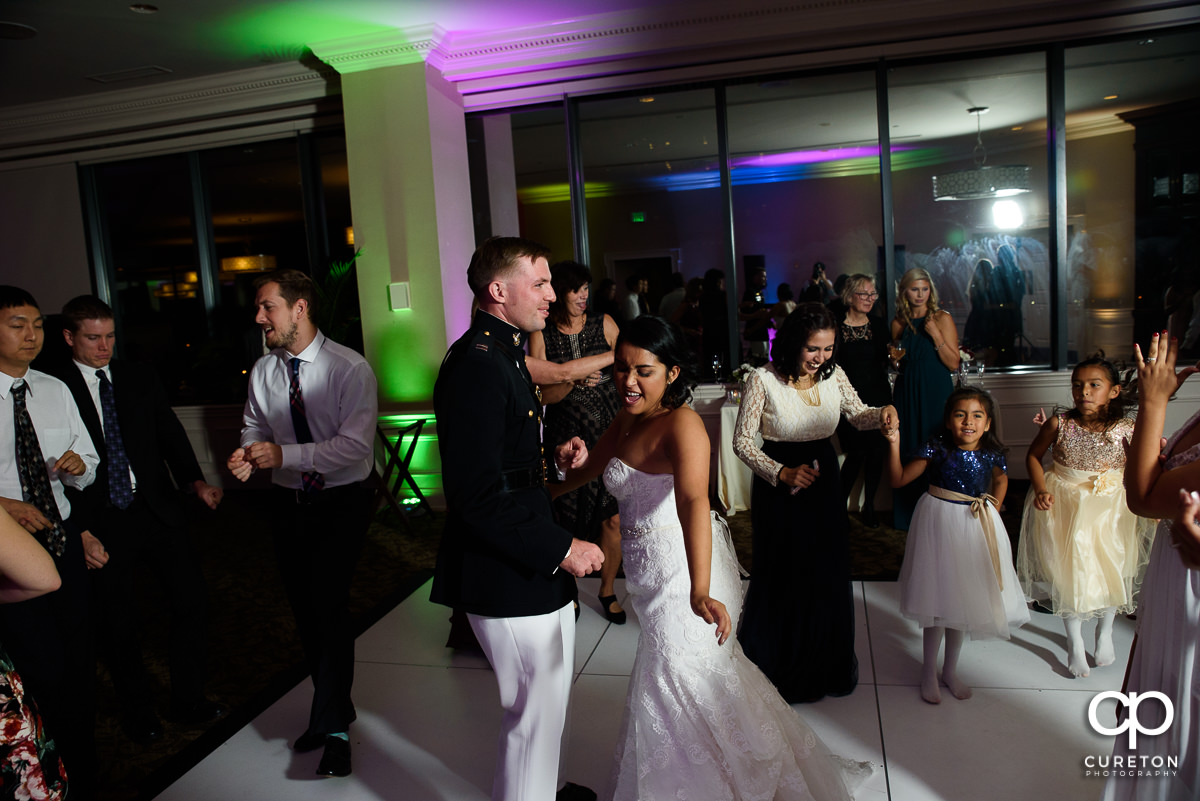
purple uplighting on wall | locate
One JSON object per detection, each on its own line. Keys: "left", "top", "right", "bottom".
{"left": 731, "top": 145, "right": 907, "bottom": 168}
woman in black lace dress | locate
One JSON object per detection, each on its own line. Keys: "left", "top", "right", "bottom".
{"left": 835, "top": 274, "right": 892, "bottom": 528}
{"left": 529, "top": 261, "right": 626, "bottom": 623}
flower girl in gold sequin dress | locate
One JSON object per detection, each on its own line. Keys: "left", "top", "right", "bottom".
{"left": 1018, "top": 355, "right": 1155, "bottom": 677}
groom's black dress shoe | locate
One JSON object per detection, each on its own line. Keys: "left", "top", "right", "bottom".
{"left": 317, "top": 737, "right": 352, "bottom": 777}
{"left": 556, "top": 782, "right": 597, "bottom": 801}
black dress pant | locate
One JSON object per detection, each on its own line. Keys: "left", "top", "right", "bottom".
{"left": 837, "top": 418, "right": 887, "bottom": 513}
{"left": 89, "top": 497, "right": 208, "bottom": 716}
{"left": 269, "top": 482, "right": 371, "bottom": 736}
{"left": 0, "top": 518, "right": 96, "bottom": 798}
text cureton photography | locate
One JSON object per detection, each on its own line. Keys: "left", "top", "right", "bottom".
{"left": 1083, "top": 690, "right": 1180, "bottom": 779}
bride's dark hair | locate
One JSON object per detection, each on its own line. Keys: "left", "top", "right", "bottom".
{"left": 615, "top": 315, "right": 697, "bottom": 410}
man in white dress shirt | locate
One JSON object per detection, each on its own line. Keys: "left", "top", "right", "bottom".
{"left": 226, "top": 269, "right": 378, "bottom": 779}
{"left": 0, "top": 285, "right": 100, "bottom": 797}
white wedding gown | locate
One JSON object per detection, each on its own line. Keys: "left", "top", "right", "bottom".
{"left": 603, "top": 457, "right": 871, "bottom": 801}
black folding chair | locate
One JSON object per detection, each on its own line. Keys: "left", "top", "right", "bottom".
{"left": 372, "top": 419, "right": 433, "bottom": 526}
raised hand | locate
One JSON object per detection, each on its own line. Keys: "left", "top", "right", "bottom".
{"left": 1135, "top": 330, "right": 1200, "bottom": 405}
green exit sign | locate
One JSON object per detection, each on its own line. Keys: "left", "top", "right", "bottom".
{"left": 630, "top": 211, "right": 645, "bottom": 223}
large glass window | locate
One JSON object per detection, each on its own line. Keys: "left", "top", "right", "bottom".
{"left": 466, "top": 105, "right": 575, "bottom": 261}
{"left": 576, "top": 90, "right": 724, "bottom": 321}
{"left": 91, "top": 153, "right": 209, "bottom": 399}
{"left": 84, "top": 130, "right": 356, "bottom": 404}
{"left": 1065, "top": 30, "right": 1200, "bottom": 362}
{"left": 467, "top": 22, "right": 1200, "bottom": 376}
{"left": 509, "top": 106, "right": 572, "bottom": 259}
{"left": 888, "top": 53, "right": 1049, "bottom": 369}
{"left": 727, "top": 71, "right": 884, "bottom": 358}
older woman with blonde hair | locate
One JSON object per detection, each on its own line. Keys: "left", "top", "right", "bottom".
{"left": 890, "top": 267, "right": 960, "bottom": 529}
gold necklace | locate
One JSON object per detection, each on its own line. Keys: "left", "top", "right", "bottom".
{"left": 790, "top": 375, "right": 821, "bottom": 406}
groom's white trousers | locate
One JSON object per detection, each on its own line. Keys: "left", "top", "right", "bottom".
{"left": 469, "top": 601, "right": 576, "bottom": 801}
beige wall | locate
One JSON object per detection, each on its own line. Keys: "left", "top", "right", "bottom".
{"left": 0, "top": 163, "right": 91, "bottom": 311}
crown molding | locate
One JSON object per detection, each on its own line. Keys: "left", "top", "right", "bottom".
{"left": 0, "top": 0, "right": 1194, "bottom": 160}
{"left": 435, "top": 0, "right": 1198, "bottom": 86}
{"left": 309, "top": 25, "right": 450, "bottom": 75}
{"left": 451, "top": 2, "right": 1200, "bottom": 110}
{"left": 0, "top": 61, "right": 338, "bottom": 155}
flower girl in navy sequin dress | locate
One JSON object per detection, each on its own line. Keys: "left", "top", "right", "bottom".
{"left": 885, "top": 387, "right": 1029, "bottom": 704}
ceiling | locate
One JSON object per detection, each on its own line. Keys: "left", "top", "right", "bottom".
{"left": 1, "top": 1, "right": 1198, "bottom": 166}
{"left": 0, "top": 0, "right": 699, "bottom": 108}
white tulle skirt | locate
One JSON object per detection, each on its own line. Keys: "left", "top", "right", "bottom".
{"left": 1017, "top": 465, "right": 1155, "bottom": 619}
{"left": 899, "top": 491, "right": 1029, "bottom": 639}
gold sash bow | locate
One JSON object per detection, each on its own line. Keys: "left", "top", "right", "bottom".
{"left": 927, "top": 485, "right": 1004, "bottom": 590}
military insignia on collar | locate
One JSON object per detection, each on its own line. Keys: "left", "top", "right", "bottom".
{"left": 512, "top": 332, "right": 521, "bottom": 347}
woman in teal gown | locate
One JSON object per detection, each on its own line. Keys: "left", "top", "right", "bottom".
{"left": 890, "top": 267, "right": 959, "bottom": 530}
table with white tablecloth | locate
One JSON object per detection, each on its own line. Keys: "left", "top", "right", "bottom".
{"left": 717, "top": 402, "right": 756, "bottom": 515}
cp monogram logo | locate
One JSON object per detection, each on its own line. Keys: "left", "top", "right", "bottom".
{"left": 1088, "top": 691, "right": 1174, "bottom": 749}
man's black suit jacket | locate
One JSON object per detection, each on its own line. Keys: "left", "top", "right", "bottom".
{"left": 431, "top": 312, "right": 576, "bottom": 618}
{"left": 48, "top": 360, "right": 204, "bottom": 530}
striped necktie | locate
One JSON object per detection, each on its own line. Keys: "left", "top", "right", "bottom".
{"left": 288, "top": 358, "right": 324, "bottom": 492}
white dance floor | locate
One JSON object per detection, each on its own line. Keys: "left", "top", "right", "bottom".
{"left": 155, "top": 578, "right": 1131, "bottom": 801}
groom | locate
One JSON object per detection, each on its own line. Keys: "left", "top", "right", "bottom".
{"left": 432, "top": 236, "right": 604, "bottom": 801}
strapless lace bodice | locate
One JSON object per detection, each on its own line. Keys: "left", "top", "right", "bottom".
{"left": 603, "top": 458, "right": 681, "bottom": 537}
{"left": 603, "top": 458, "right": 744, "bottom": 661}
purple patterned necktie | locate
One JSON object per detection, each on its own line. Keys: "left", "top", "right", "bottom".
{"left": 97, "top": 370, "right": 135, "bottom": 509}
{"left": 288, "top": 358, "right": 324, "bottom": 492}
{"left": 11, "top": 380, "right": 67, "bottom": 556}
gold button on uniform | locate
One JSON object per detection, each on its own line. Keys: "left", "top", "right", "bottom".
{"left": 528, "top": 410, "right": 534, "bottom": 417}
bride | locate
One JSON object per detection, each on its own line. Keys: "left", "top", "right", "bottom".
{"left": 556, "top": 315, "right": 867, "bottom": 801}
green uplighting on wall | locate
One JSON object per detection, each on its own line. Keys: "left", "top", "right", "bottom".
{"left": 375, "top": 327, "right": 438, "bottom": 402}
{"left": 209, "top": 4, "right": 394, "bottom": 59}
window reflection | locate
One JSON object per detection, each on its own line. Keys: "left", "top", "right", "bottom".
{"left": 889, "top": 53, "right": 1049, "bottom": 368}
{"left": 727, "top": 71, "right": 883, "bottom": 361}
{"left": 1066, "top": 30, "right": 1200, "bottom": 362}
{"left": 93, "top": 153, "right": 208, "bottom": 399}
{"left": 577, "top": 90, "right": 723, "bottom": 330}
{"left": 87, "top": 131, "right": 356, "bottom": 404}
{"left": 510, "top": 105, "right": 572, "bottom": 258}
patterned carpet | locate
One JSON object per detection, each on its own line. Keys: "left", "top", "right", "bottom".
{"left": 100, "top": 480, "right": 1030, "bottom": 800}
